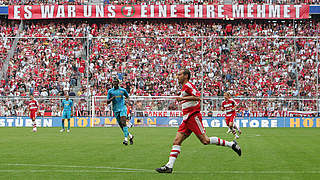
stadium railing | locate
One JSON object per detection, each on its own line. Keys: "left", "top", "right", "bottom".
{"left": 0, "top": 96, "right": 319, "bottom": 118}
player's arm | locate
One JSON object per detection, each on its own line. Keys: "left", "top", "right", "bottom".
{"left": 36, "top": 100, "right": 39, "bottom": 114}
{"left": 107, "top": 96, "right": 116, "bottom": 104}
{"left": 61, "top": 101, "right": 64, "bottom": 114}
{"left": 124, "top": 89, "right": 129, "bottom": 100}
{"left": 176, "top": 86, "right": 201, "bottom": 102}
{"left": 221, "top": 104, "right": 225, "bottom": 111}
{"left": 26, "top": 106, "right": 29, "bottom": 116}
{"left": 106, "top": 90, "right": 115, "bottom": 104}
{"left": 71, "top": 100, "right": 74, "bottom": 117}
{"left": 176, "top": 96, "right": 201, "bottom": 102}
{"left": 232, "top": 100, "right": 239, "bottom": 111}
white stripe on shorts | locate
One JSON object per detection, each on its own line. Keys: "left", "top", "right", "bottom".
{"left": 194, "top": 115, "right": 205, "bottom": 134}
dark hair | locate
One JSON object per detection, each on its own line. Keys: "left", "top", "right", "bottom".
{"left": 113, "top": 78, "right": 120, "bottom": 83}
{"left": 183, "top": 69, "right": 191, "bottom": 80}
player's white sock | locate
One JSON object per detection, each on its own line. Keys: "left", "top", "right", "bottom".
{"left": 233, "top": 124, "right": 240, "bottom": 131}
{"left": 129, "top": 133, "right": 133, "bottom": 139}
{"left": 227, "top": 128, "right": 231, "bottom": 133}
{"left": 124, "top": 137, "right": 128, "bottom": 141}
{"left": 165, "top": 145, "right": 181, "bottom": 168}
{"left": 209, "top": 137, "right": 233, "bottom": 147}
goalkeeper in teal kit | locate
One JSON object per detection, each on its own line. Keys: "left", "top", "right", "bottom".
{"left": 107, "top": 79, "right": 134, "bottom": 145}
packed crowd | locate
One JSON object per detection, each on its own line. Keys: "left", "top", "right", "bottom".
{"left": 1, "top": 0, "right": 320, "bottom": 5}
{"left": 0, "top": 19, "right": 319, "bottom": 116}
{"left": 0, "top": 19, "right": 18, "bottom": 72}
{"left": 3, "top": 21, "right": 87, "bottom": 99}
{"left": 88, "top": 19, "right": 319, "bottom": 98}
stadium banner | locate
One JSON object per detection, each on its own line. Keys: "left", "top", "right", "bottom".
{"left": 8, "top": 4, "right": 309, "bottom": 20}
{"left": 142, "top": 110, "right": 318, "bottom": 117}
{"left": 0, "top": 116, "right": 319, "bottom": 128}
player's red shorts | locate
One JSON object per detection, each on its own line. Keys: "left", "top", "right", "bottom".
{"left": 30, "top": 110, "right": 37, "bottom": 120}
{"left": 225, "top": 115, "right": 235, "bottom": 125}
{"left": 178, "top": 112, "right": 206, "bottom": 136}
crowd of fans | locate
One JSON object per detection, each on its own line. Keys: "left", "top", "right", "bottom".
{"left": 0, "top": 0, "right": 320, "bottom": 5}
{"left": 0, "top": 18, "right": 319, "bottom": 116}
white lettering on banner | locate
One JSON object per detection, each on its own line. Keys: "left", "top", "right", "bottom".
{"left": 250, "top": 120, "right": 259, "bottom": 127}
{"left": 234, "top": 120, "right": 240, "bottom": 128}
{"left": 284, "top": 5, "right": 290, "bottom": 18}
{"left": 242, "top": 120, "right": 248, "bottom": 127}
{"left": 222, "top": 120, "right": 228, "bottom": 127}
{"left": 210, "top": 119, "right": 220, "bottom": 127}
{"left": 43, "top": 118, "right": 52, "bottom": 127}
{"left": 141, "top": 5, "right": 147, "bottom": 17}
{"left": 185, "top": 5, "right": 191, "bottom": 18}
{"left": 24, "top": 6, "right": 32, "bottom": 19}
{"left": 150, "top": 5, "right": 155, "bottom": 17}
{"left": 7, "top": 118, "right": 14, "bottom": 127}
{"left": 218, "top": 5, "right": 224, "bottom": 18}
{"left": 261, "top": 120, "right": 269, "bottom": 127}
{"left": 294, "top": 5, "right": 301, "bottom": 18}
{"left": 14, "top": 6, "right": 21, "bottom": 19}
{"left": 8, "top": 4, "right": 310, "bottom": 20}
{"left": 84, "top": 5, "right": 92, "bottom": 17}
{"left": 202, "top": 120, "right": 209, "bottom": 127}
{"left": 206, "top": 5, "right": 215, "bottom": 18}
{"left": 0, "top": 119, "right": 5, "bottom": 127}
{"left": 15, "top": 117, "right": 23, "bottom": 127}
{"left": 40, "top": 5, "right": 54, "bottom": 18}
{"left": 96, "top": 5, "right": 104, "bottom": 17}
{"left": 194, "top": 5, "right": 203, "bottom": 18}
{"left": 25, "top": 119, "right": 33, "bottom": 127}
{"left": 40, "top": 6, "right": 54, "bottom": 18}
{"left": 257, "top": 5, "right": 266, "bottom": 18}
{"left": 269, "top": 5, "right": 280, "bottom": 18}
{"left": 68, "top": 5, "right": 76, "bottom": 17}
{"left": 56, "top": 5, "right": 65, "bottom": 18}
{"left": 271, "top": 120, "right": 277, "bottom": 127}
{"left": 171, "top": 5, "right": 177, "bottom": 17}
{"left": 232, "top": 5, "right": 244, "bottom": 18}
{"left": 247, "top": 4, "right": 254, "bottom": 18}
{"left": 169, "top": 119, "right": 178, "bottom": 127}
{"left": 159, "top": 5, "right": 167, "bottom": 17}
{"left": 107, "top": 5, "right": 115, "bottom": 17}
{"left": 35, "top": 119, "right": 41, "bottom": 127}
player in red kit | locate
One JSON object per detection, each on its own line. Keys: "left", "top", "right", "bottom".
{"left": 156, "top": 69, "right": 241, "bottom": 173}
{"left": 28, "top": 94, "right": 38, "bottom": 132}
{"left": 221, "top": 92, "right": 241, "bottom": 139}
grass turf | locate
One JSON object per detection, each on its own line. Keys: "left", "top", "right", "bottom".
{"left": 0, "top": 127, "right": 319, "bottom": 180}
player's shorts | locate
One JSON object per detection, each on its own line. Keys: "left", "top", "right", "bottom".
{"left": 225, "top": 115, "right": 235, "bottom": 125}
{"left": 178, "top": 112, "right": 206, "bottom": 136}
{"left": 30, "top": 110, "right": 37, "bottom": 120}
{"left": 114, "top": 109, "right": 127, "bottom": 121}
{"left": 62, "top": 110, "right": 72, "bottom": 119}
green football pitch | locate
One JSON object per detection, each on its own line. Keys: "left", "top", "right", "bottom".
{"left": 0, "top": 127, "right": 319, "bottom": 180}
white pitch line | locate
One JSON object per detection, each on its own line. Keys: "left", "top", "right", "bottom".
{"left": 174, "top": 170, "right": 320, "bottom": 174}
{"left": 0, "top": 169, "right": 320, "bottom": 174}
{"left": 0, "top": 170, "right": 147, "bottom": 173}
{"left": 2, "top": 164, "right": 320, "bottom": 174}
{"left": 4, "top": 163, "right": 154, "bottom": 172}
